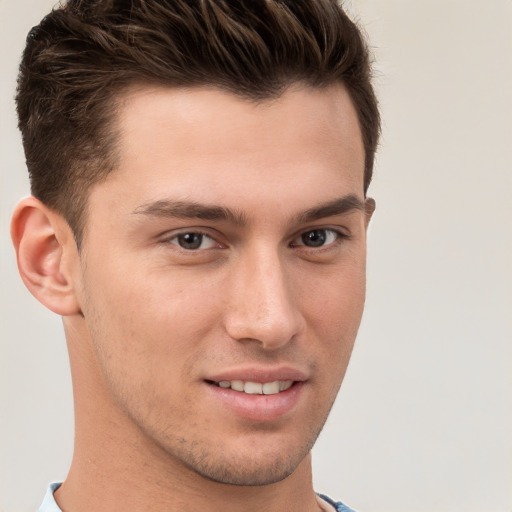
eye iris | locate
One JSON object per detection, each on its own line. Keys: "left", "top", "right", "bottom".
{"left": 178, "top": 233, "right": 203, "bottom": 249}
{"left": 302, "top": 229, "right": 327, "bottom": 247}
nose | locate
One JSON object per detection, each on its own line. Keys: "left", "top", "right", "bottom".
{"left": 223, "top": 247, "right": 304, "bottom": 350}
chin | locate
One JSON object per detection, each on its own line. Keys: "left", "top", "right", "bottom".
{"left": 162, "top": 426, "right": 321, "bottom": 487}
{"left": 185, "top": 451, "right": 303, "bottom": 487}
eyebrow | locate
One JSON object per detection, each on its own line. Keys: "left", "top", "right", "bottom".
{"left": 132, "top": 194, "right": 365, "bottom": 225}
{"left": 296, "top": 194, "right": 366, "bottom": 223}
{"left": 132, "top": 200, "right": 248, "bottom": 225}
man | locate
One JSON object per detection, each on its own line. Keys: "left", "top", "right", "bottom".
{"left": 11, "top": 0, "right": 379, "bottom": 510}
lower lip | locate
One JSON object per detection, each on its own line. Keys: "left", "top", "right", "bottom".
{"left": 205, "top": 381, "right": 305, "bottom": 422}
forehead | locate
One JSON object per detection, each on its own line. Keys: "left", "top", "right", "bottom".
{"left": 93, "top": 84, "right": 365, "bottom": 221}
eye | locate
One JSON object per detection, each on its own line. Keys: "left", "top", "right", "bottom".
{"left": 292, "top": 228, "right": 341, "bottom": 248}
{"left": 169, "top": 232, "right": 218, "bottom": 250}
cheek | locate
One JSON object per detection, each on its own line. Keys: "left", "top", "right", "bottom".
{"left": 80, "top": 267, "right": 222, "bottom": 423}
{"left": 81, "top": 257, "right": 200, "bottom": 362}
{"left": 87, "top": 269, "right": 220, "bottom": 354}
{"left": 299, "top": 259, "right": 366, "bottom": 364}
{"left": 302, "top": 258, "right": 366, "bottom": 325}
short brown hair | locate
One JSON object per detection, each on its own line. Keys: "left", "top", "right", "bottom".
{"left": 16, "top": 0, "right": 380, "bottom": 245}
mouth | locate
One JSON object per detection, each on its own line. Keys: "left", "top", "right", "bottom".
{"left": 205, "top": 378, "right": 304, "bottom": 422}
{"left": 203, "top": 367, "right": 307, "bottom": 421}
{"left": 206, "top": 379, "right": 294, "bottom": 395}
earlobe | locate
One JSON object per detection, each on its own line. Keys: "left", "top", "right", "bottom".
{"left": 11, "top": 196, "right": 82, "bottom": 316}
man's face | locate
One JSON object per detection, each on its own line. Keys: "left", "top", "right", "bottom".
{"left": 73, "top": 84, "right": 371, "bottom": 485}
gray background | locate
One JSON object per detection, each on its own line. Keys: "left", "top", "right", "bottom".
{"left": 1, "top": 1, "right": 511, "bottom": 511}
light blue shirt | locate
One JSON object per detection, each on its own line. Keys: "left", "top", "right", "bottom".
{"left": 37, "top": 482, "right": 62, "bottom": 512}
{"left": 38, "top": 482, "right": 356, "bottom": 512}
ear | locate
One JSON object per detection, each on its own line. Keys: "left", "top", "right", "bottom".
{"left": 364, "top": 197, "right": 376, "bottom": 227}
{"left": 11, "top": 196, "right": 82, "bottom": 316}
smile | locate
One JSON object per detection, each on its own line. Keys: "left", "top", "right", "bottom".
{"left": 212, "top": 380, "right": 294, "bottom": 395}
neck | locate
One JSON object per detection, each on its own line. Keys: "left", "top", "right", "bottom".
{"left": 56, "top": 318, "right": 321, "bottom": 512}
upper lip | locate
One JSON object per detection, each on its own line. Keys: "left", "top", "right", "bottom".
{"left": 205, "top": 366, "right": 308, "bottom": 383}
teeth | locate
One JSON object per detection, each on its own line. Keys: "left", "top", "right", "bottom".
{"left": 231, "top": 380, "right": 244, "bottom": 392}
{"left": 244, "top": 382, "right": 263, "bottom": 394}
{"left": 280, "top": 380, "right": 293, "bottom": 391}
{"left": 215, "top": 380, "right": 294, "bottom": 394}
{"left": 262, "top": 381, "right": 279, "bottom": 394}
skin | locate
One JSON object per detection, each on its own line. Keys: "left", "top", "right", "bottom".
{"left": 12, "top": 84, "right": 374, "bottom": 512}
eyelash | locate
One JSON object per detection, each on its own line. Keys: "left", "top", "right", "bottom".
{"left": 162, "top": 227, "right": 348, "bottom": 252}
{"left": 165, "top": 230, "right": 221, "bottom": 251}
{"left": 290, "top": 228, "right": 347, "bottom": 248}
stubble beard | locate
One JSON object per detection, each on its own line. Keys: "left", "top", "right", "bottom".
{"left": 141, "top": 394, "right": 338, "bottom": 488}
